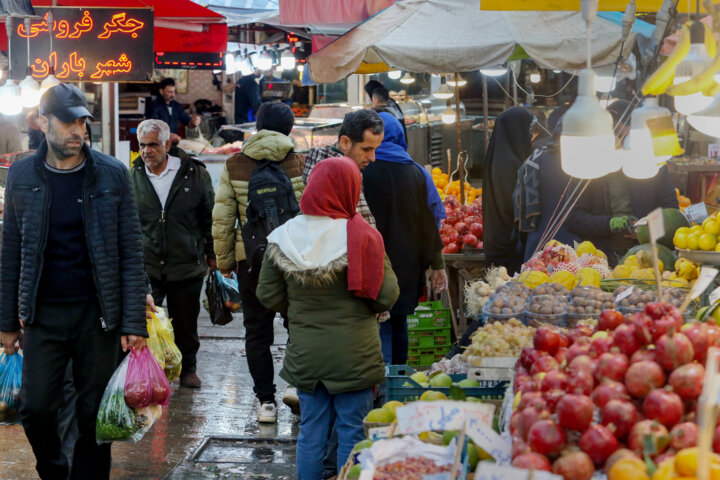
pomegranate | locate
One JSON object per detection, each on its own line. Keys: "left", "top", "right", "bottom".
{"left": 514, "top": 375, "right": 535, "bottom": 394}
{"left": 643, "top": 388, "right": 684, "bottom": 427}
{"left": 579, "top": 424, "right": 619, "bottom": 465}
{"left": 594, "top": 351, "right": 630, "bottom": 383}
{"left": 531, "top": 355, "right": 560, "bottom": 376}
{"left": 598, "top": 310, "right": 624, "bottom": 331}
{"left": 631, "top": 312, "right": 654, "bottom": 345}
{"left": 568, "top": 355, "right": 596, "bottom": 377}
{"left": 512, "top": 452, "right": 551, "bottom": 471}
{"left": 554, "top": 346, "right": 568, "bottom": 364}
{"left": 589, "top": 334, "right": 614, "bottom": 357}
{"left": 604, "top": 449, "right": 640, "bottom": 475}
{"left": 591, "top": 380, "right": 630, "bottom": 408}
{"left": 510, "top": 411, "right": 520, "bottom": 435}
{"left": 517, "top": 392, "right": 546, "bottom": 411}
{"left": 681, "top": 323, "right": 710, "bottom": 363}
{"left": 668, "top": 362, "right": 704, "bottom": 401}
{"left": 541, "top": 371, "right": 568, "bottom": 392}
{"left": 462, "top": 233, "right": 478, "bottom": 247}
{"left": 631, "top": 347, "right": 656, "bottom": 364}
{"left": 469, "top": 222, "right": 483, "bottom": 239}
{"left": 543, "top": 389, "right": 565, "bottom": 412}
{"left": 566, "top": 369, "right": 594, "bottom": 395}
{"left": 628, "top": 420, "right": 669, "bottom": 456}
{"left": 601, "top": 399, "right": 638, "bottom": 439}
{"left": 707, "top": 324, "right": 720, "bottom": 346}
{"left": 651, "top": 312, "right": 683, "bottom": 342}
{"left": 534, "top": 326, "right": 561, "bottom": 355}
{"left": 520, "top": 347, "right": 543, "bottom": 370}
{"left": 569, "top": 325, "right": 593, "bottom": 344}
{"left": 714, "top": 426, "right": 720, "bottom": 454}
{"left": 624, "top": 360, "right": 666, "bottom": 398}
{"left": 558, "top": 333, "right": 570, "bottom": 349}
{"left": 613, "top": 323, "right": 642, "bottom": 357}
{"left": 567, "top": 339, "right": 592, "bottom": 363}
{"left": 551, "top": 451, "right": 594, "bottom": 480}
{"left": 518, "top": 405, "right": 551, "bottom": 441}
{"left": 669, "top": 422, "right": 699, "bottom": 450}
{"left": 511, "top": 434, "right": 531, "bottom": 458}
{"left": 528, "top": 420, "right": 566, "bottom": 457}
{"left": 454, "top": 221, "right": 468, "bottom": 235}
{"left": 654, "top": 330, "right": 694, "bottom": 371}
{"left": 556, "top": 394, "right": 594, "bottom": 431}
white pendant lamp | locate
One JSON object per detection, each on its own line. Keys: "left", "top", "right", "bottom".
{"left": 254, "top": 49, "right": 273, "bottom": 71}
{"left": 688, "top": 93, "right": 720, "bottom": 138}
{"left": 280, "top": 50, "right": 296, "bottom": 70}
{"left": 441, "top": 107, "right": 455, "bottom": 124}
{"left": 674, "top": 22, "right": 714, "bottom": 115}
{"left": 446, "top": 74, "right": 466, "bottom": 87}
{"left": 0, "top": 80, "right": 23, "bottom": 116}
{"left": 19, "top": 74, "right": 41, "bottom": 108}
{"left": 480, "top": 66, "right": 507, "bottom": 77}
{"left": 530, "top": 71, "right": 541, "bottom": 84}
{"left": 400, "top": 73, "right": 415, "bottom": 84}
{"left": 561, "top": 70, "right": 619, "bottom": 179}
{"left": 432, "top": 80, "right": 454, "bottom": 100}
{"left": 622, "top": 98, "right": 671, "bottom": 179}
{"left": 387, "top": 70, "right": 402, "bottom": 80}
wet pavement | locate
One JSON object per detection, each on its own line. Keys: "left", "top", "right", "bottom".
{"left": 0, "top": 311, "right": 299, "bottom": 479}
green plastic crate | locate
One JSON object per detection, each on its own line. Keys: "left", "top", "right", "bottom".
{"left": 408, "top": 327, "right": 452, "bottom": 349}
{"left": 407, "top": 301, "right": 451, "bottom": 330}
{"left": 407, "top": 345, "right": 451, "bottom": 367}
{"left": 385, "top": 365, "right": 508, "bottom": 403}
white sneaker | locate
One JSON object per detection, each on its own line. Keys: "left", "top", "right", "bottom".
{"left": 282, "top": 387, "right": 300, "bottom": 415}
{"left": 258, "top": 401, "right": 277, "bottom": 423}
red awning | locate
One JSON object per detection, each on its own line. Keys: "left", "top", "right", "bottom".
{"left": 0, "top": 0, "right": 227, "bottom": 52}
{"left": 278, "top": 0, "right": 397, "bottom": 26}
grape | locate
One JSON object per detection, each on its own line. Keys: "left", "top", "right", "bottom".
{"left": 464, "top": 318, "right": 536, "bottom": 359}
{"left": 373, "top": 457, "right": 451, "bottom": 480}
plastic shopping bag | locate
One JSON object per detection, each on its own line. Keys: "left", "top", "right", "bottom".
{"left": 216, "top": 271, "right": 242, "bottom": 312}
{"left": 147, "top": 308, "right": 182, "bottom": 382}
{"left": 205, "top": 271, "right": 234, "bottom": 326}
{"left": 0, "top": 352, "right": 22, "bottom": 425}
{"left": 96, "top": 354, "right": 164, "bottom": 444}
{"left": 124, "top": 347, "right": 171, "bottom": 409}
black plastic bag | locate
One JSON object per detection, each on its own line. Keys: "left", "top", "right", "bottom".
{"left": 205, "top": 271, "right": 234, "bottom": 326}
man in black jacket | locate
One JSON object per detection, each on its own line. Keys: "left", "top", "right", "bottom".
{"left": 0, "top": 84, "right": 148, "bottom": 479}
{"left": 146, "top": 78, "right": 201, "bottom": 142}
{"left": 131, "top": 119, "right": 215, "bottom": 388}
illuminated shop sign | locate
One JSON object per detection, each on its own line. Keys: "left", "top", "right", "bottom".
{"left": 10, "top": 7, "right": 153, "bottom": 82}
{"left": 155, "top": 52, "right": 223, "bottom": 70}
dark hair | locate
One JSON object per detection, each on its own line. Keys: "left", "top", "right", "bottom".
{"left": 338, "top": 109, "right": 384, "bottom": 144}
{"left": 159, "top": 78, "right": 176, "bottom": 90}
{"left": 364, "top": 79, "right": 389, "bottom": 102}
{"left": 256, "top": 102, "right": 294, "bottom": 136}
{"left": 85, "top": 121, "right": 92, "bottom": 142}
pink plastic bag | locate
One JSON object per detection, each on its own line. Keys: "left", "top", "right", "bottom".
{"left": 123, "top": 347, "right": 171, "bottom": 408}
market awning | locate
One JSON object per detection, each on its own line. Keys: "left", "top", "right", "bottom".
{"left": 0, "top": 0, "right": 228, "bottom": 52}
{"left": 192, "top": 0, "right": 278, "bottom": 27}
{"left": 308, "top": 0, "right": 639, "bottom": 83}
{"left": 278, "top": 0, "right": 396, "bottom": 27}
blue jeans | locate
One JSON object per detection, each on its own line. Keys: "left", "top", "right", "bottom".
{"left": 379, "top": 314, "right": 408, "bottom": 364}
{"left": 296, "top": 384, "right": 373, "bottom": 480}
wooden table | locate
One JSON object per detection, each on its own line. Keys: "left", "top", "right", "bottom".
{"left": 443, "top": 253, "right": 486, "bottom": 338}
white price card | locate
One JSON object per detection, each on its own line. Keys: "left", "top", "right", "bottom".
{"left": 710, "top": 286, "right": 720, "bottom": 306}
{"left": 395, "top": 401, "right": 495, "bottom": 435}
{"left": 465, "top": 416, "right": 511, "bottom": 464}
{"left": 615, "top": 286, "right": 634, "bottom": 303}
{"left": 367, "top": 426, "right": 394, "bottom": 441}
{"left": 686, "top": 203, "right": 709, "bottom": 224}
{"left": 647, "top": 208, "right": 665, "bottom": 243}
{"left": 690, "top": 267, "right": 719, "bottom": 301}
{"left": 473, "top": 463, "right": 563, "bottom": 480}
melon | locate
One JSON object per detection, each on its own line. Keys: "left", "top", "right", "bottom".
{"left": 621, "top": 243, "right": 676, "bottom": 271}
{"left": 636, "top": 208, "right": 690, "bottom": 248}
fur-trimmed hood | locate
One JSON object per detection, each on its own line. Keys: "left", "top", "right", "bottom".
{"left": 266, "top": 243, "right": 347, "bottom": 286}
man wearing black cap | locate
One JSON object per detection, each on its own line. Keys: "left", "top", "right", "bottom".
{"left": 364, "top": 79, "right": 406, "bottom": 137}
{"left": 212, "top": 101, "right": 304, "bottom": 423}
{"left": 0, "top": 84, "right": 148, "bottom": 479}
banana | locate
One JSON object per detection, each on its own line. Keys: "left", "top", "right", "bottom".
{"left": 666, "top": 22, "right": 720, "bottom": 97}
{"left": 642, "top": 22, "right": 692, "bottom": 96}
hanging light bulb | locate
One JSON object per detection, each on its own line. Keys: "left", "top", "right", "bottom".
{"left": 446, "top": 74, "right": 466, "bottom": 87}
{"left": 400, "top": 72, "right": 415, "bottom": 84}
{"left": 480, "top": 66, "right": 507, "bottom": 77}
{"left": 254, "top": 49, "right": 273, "bottom": 71}
{"left": 688, "top": 93, "right": 720, "bottom": 137}
{"left": 432, "top": 81, "right": 454, "bottom": 100}
{"left": 529, "top": 70, "right": 541, "bottom": 84}
{"left": 39, "top": 74, "right": 60, "bottom": 95}
{"left": 297, "top": 64, "right": 305, "bottom": 73}
{"left": 0, "top": 80, "right": 23, "bottom": 116}
{"left": 561, "top": 70, "right": 619, "bottom": 179}
{"left": 238, "top": 56, "right": 254, "bottom": 76}
{"left": 387, "top": 70, "right": 402, "bottom": 80}
{"left": 225, "top": 52, "right": 236, "bottom": 75}
{"left": 553, "top": 69, "right": 562, "bottom": 73}
{"left": 280, "top": 50, "right": 296, "bottom": 70}
{"left": 441, "top": 107, "right": 455, "bottom": 124}
{"left": 674, "top": 22, "right": 714, "bottom": 115}
{"left": 622, "top": 98, "right": 674, "bottom": 179}
{"left": 19, "top": 74, "right": 41, "bottom": 108}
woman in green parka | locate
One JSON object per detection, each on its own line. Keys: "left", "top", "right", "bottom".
{"left": 256, "top": 156, "right": 399, "bottom": 479}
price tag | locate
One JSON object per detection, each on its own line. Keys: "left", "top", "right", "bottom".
{"left": 367, "top": 426, "right": 394, "bottom": 441}
{"left": 465, "top": 417, "right": 511, "bottom": 464}
{"left": 615, "top": 286, "right": 634, "bottom": 303}
{"left": 686, "top": 203, "right": 709, "bottom": 224}
{"left": 647, "top": 208, "right": 665, "bottom": 242}
{"left": 690, "top": 267, "right": 719, "bottom": 301}
{"left": 710, "top": 286, "right": 720, "bottom": 306}
{"left": 709, "top": 143, "right": 720, "bottom": 160}
{"left": 473, "top": 463, "right": 562, "bottom": 480}
{"left": 395, "top": 401, "right": 495, "bottom": 435}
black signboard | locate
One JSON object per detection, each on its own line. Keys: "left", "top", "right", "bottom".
{"left": 10, "top": 7, "right": 154, "bottom": 82}
{"left": 155, "top": 52, "right": 224, "bottom": 70}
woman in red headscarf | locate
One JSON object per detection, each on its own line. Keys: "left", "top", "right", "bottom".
{"left": 256, "top": 156, "right": 399, "bottom": 479}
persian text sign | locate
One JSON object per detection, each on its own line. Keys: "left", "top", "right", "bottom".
{"left": 10, "top": 8, "right": 153, "bottom": 82}
{"left": 395, "top": 401, "right": 495, "bottom": 434}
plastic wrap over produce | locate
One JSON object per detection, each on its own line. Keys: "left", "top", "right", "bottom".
{"left": 356, "top": 436, "right": 456, "bottom": 479}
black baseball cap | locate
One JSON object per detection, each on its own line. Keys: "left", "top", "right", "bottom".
{"left": 39, "top": 84, "right": 94, "bottom": 122}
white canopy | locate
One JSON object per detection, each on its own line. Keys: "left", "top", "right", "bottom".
{"left": 308, "top": 0, "right": 637, "bottom": 83}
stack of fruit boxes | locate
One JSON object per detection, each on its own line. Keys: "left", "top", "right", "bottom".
{"left": 406, "top": 301, "right": 452, "bottom": 367}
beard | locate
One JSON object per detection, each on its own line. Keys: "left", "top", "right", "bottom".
{"left": 47, "top": 135, "right": 83, "bottom": 159}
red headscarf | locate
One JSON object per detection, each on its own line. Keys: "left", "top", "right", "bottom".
{"left": 300, "top": 156, "right": 385, "bottom": 300}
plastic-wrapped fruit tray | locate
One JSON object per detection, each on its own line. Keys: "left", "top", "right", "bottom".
{"left": 677, "top": 249, "right": 720, "bottom": 266}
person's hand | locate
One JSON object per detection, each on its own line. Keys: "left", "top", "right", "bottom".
{"left": 207, "top": 257, "right": 217, "bottom": 272}
{"left": 0, "top": 330, "right": 21, "bottom": 355}
{"left": 145, "top": 294, "right": 158, "bottom": 319}
{"left": 121, "top": 335, "right": 147, "bottom": 352}
{"left": 191, "top": 115, "right": 202, "bottom": 127}
{"left": 170, "top": 133, "right": 182, "bottom": 144}
{"left": 431, "top": 269, "right": 448, "bottom": 294}
{"left": 220, "top": 268, "right": 235, "bottom": 279}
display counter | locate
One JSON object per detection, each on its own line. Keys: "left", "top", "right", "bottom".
{"left": 220, "top": 118, "right": 342, "bottom": 154}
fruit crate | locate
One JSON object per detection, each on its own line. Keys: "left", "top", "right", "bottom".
{"left": 407, "top": 346, "right": 450, "bottom": 367}
{"left": 407, "top": 327, "right": 452, "bottom": 349}
{"left": 407, "top": 301, "right": 451, "bottom": 330}
{"left": 385, "top": 365, "right": 508, "bottom": 403}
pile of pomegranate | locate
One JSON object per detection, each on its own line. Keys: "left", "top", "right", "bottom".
{"left": 440, "top": 195, "right": 483, "bottom": 253}
{"left": 510, "top": 303, "right": 719, "bottom": 480}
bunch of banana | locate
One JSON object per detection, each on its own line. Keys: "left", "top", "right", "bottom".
{"left": 642, "top": 23, "right": 692, "bottom": 96}
{"left": 675, "top": 257, "right": 700, "bottom": 281}
{"left": 666, "top": 21, "right": 720, "bottom": 98}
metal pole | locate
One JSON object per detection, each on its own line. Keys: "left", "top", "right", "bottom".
{"left": 482, "top": 75, "right": 489, "bottom": 151}
{"left": 454, "top": 72, "right": 465, "bottom": 204}
{"left": 504, "top": 69, "right": 511, "bottom": 110}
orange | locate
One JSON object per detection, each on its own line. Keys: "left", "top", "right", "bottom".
{"left": 608, "top": 458, "right": 649, "bottom": 480}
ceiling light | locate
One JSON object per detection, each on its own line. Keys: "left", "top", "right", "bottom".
{"left": 39, "top": 74, "right": 60, "bottom": 94}
{"left": 225, "top": 53, "right": 236, "bottom": 75}
{"left": 441, "top": 107, "right": 455, "bottom": 124}
{"left": 688, "top": 93, "right": 720, "bottom": 137}
{"left": 254, "top": 49, "right": 273, "bottom": 71}
{"left": 674, "top": 21, "right": 714, "bottom": 115}
{"left": 400, "top": 73, "right": 416, "bottom": 84}
{"left": 446, "top": 75, "right": 466, "bottom": 87}
{"left": 19, "top": 75, "right": 41, "bottom": 108}
{"left": 0, "top": 80, "right": 23, "bottom": 116}
{"left": 530, "top": 71, "right": 541, "bottom": 84}
{"left": 622, "top": 98, "right": 675, "bottom": 179}
{"left": 388, "top": 70, "right": 402, "bottom": 80}
{"left": 280, "top": 50, "right": 295, "bottom": 70}
{"left": 432, "top": 82, "right": 454, "bottom": 100}
{"left": 480, "top": 66, "right": 507, "bottom": 77}
{"left": 561, "top": 69, "right": 619, "bottom": 179}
